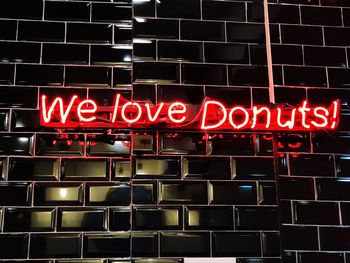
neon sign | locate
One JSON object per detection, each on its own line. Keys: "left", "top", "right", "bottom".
{"left": 40, "top": 94, "right": 340, "bottom": 131}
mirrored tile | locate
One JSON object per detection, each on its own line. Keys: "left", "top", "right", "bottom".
{"left": 34, "top": 183, "right": 83, "bottom": 206}
{"left": 62, "top": 159, "right": 108, "bottom": 180}
{"left": 9, "top": 158, "right": 59, "bottom": 181}
{"left": 134, "top": 158, "right": 180, "bottom": 178}
{"left": 58, "top": 209, "right": 106, "bottom": 231}
{"left": 30, "top": 234, "right": 81, "bottom": 258}
{"left": 4, "top": 208, "right": 55, "bottom": 232}
{"left": 185, "top": 206, "right": 234, "bottom": 230}
{"left": 83, "top": 234, "right": 130, "bottom": 258}
{"left": 87, "top": 184, "right": 130, "bottom": 206}
{"left": 133, "top": 207, "right": 182, "bottom": 230}
{"left": 159, "top": 181, "right": 208, "bottom": 204}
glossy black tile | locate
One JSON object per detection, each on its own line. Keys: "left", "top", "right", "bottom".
{"left": 16, "top": 65, "right": 64, "bottom": 86}
{"left": 0, "top": 110, "right": 8, "bottom": 131}
{"left": 312, "top": 133, "right": 350, "bottom": 154}
{"left": 209, "top": 133, "right": 254, "bottom": 155}
{"left": 235, "top": 207, "right": 278, "bottom": 230}
{"left": 182, "top": 64, "right": 227, "bottom": 85}
{"left": 4, "top": 208, "right": 55, "bottom": 232}
{"left": 9, "top": 158, "right": 59, "bottom": 181}
{"left": 133, "top": 181, "right": 157, "bottom": 204}
{"left": 228, "top": 66, "right": 269, "bottom": 87}
{"left": 134, "top": 40, "right": 156, "bottom": 61}
{"left": 134, "top": 18, "right": 179, "bottom": 39}
{"left": 91, "top": 45, "right": 132, "bottom": 65}
{"left": 61, "top": 159, "right": 109, "bottom": 181}
{"left": 324, "top": 27, "right": 350, "bottom": 46}
{"left": 289, "top": 154, "right": 334, "bottom": 176}
{"left": 45, "top": 1, "right": 90, "bottom": 21}
{"left": 92, "top": 4, "right": 132, "bottom": 22}
{"left": 259, "top": 182, "right": 277, "bottom": 205}
{"left": 114, "top": 25, "right": 132, "bottom": 43}
{"left": 304, "top": 46, "right": 346, "bottom": 67}
{"left": 204, "top": 43, "right": 249, "bottom": 64}
{"left": 301, "top": 6, "right": 342, "bottom": 26}
{"left": 183, "top": 158, "right": 231, "bottom": 180}
{"left": 87, "top": 134, "right": 131, "bottom": 156}
{"left": 58, "top": 209, "right": 106, "bottom": 231}
{"left": 320, "top": 227, "right": 350, "bottom": 250}
{"left": 157, "top": 0, "right": 200, "bottom": 19}
{"left": 210, "top": 182, "right": 257, "bottom": 205}
{"left": 36, "top": 134, "right": 85, "bottom": 156}
{"left": 159, "top": 181, "right": 208, "bottom": 204}
{"left": 34, "top": 183, "right": 83, "bottom": 206}
{"left": 133, "top": 62, "right": 179, "bottom": 83}
{"left": 0, "top": 0, "right": 42, "bottom": 19}
{"left": 0, "top": 64, "right": 14, "bottom": 85}
{"left": 328, "top": 68, "right": 350, "bottom": 88}
{"left": 281, "top": 25, "right": 323, "bottom": 45}
{"left": 11, "top": 110, "right": 40, "bottom": 131}
{"left": 134, "top": 0, "right": 155, "bottom": 17}
{"left": 67, "top": 23, "right": 112, "bottom": 43}
{"left": 113, "top": 67, "right": 132, "bottom": 85}
{"left": 212, "top": 232, "right": 261, "bottom": 257}
{"left": 249, "top": 3, "right": 300, "bottom": 24}
{"left": 132, "top": 233, "right": 158, "bottom": 257}
{"left": 203, "top": 0, "right": 245, "bottom": 21}
{"left": 158, "top": 41, "right": 202, "bottom": 62}
{"left": 321, "top": 0, "right": 350, "bottom": 6}
{"left": 298, "top": 252, "right": 344, "bottom": 263}
{"left": 234, "top": 158, "right": 275, "bottom": 180}
{"left": 317, "top": 178, "right": 350, "bottom": 201}
{"left": 337, "top": 155, "right": 350, "bottom": 177}
{"left": 42, "top": 44, "right": 89, "bottom": 64}
{"left": 283, "top": 225, "right": 318, "bottom": 250}
{"left": 65, "top": 66, "right": 112, "bottom": 87}
{"left": 0, "top": 20, "right": 17, "bottom": 40}
{"left": 133, "top": 207, "right": 182, "bottom": 230}
{"left": 0, "top": 234, "right": 28, "bottom": 259}
{"left": 161, "top": 133, "right": 205, "bottom": 155}
{"left": 30, "top": 234, "right": 81, "bottom": 258}
{"left": 227, "top": 23, "right": 268, "bottom": 44}
{"left": 185, "top": 206, "right": 234, "bottom": 230}
{"left": 0, "top": 183, "right": 31, "bottom": 206}
{"left": 160, "top": 232, "right": 210, "bottom": 257}
{"left": 0, "top": 42, "right": 41, "bottom": 63}
{"left": 18, "top": 21, "right": 65, "bottom": 42}
{"left": 262, "top": 232, "right": 280, "bottom": 257}
{"left": 109, "top": 209, "right": 130, "bottom": 231}
{"left": 294, "top": 201, "right": 340, "bottom": 225}
{"left": 181, "top": 20, "right": 225, "bottom": 41}
{"left": 283, "top": 66, "right": 327, "bottom": 87}
{"left": 206, "top": 86, "right": 251, "bottom": 106}
{"left": 280, "top": 177, "right": 315, "bottom": 200}
{"left": 87, "top": 183, "right": 130, "bottom": 205}
{"left": 84, "top": 234, "right": 130, "bottom": 258}
{"left": 159, "top": 84, "right": 204, "bottom": 104}
{"left": 0, "top": 133, "right": 33, "bottom": 155}
{"left": 134, "top": 158, "right": 180, "bottom": 178}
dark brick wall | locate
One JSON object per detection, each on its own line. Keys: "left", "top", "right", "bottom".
{"left": 0, "top": 0, "right": 349, "bottom": 262}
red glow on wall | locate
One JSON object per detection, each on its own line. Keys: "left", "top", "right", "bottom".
{"left": 40, "top": 94, "right": 340, "bottom": 131}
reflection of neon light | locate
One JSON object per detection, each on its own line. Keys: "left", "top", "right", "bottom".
{"left": 201, "top": 100, "right": 227, "bottom": 130}
{"left": 168, "top": 102, "right": 187, "bottom": 123}
{"left": 77, "top": 99, "right": 97, "bottom": 122}
{"left": 40, "top": 94, "right": 340, "bottom": 132}
{"left": 228, "top": 106, "right": 249, "bottom": 129}
{"left": 121, "top": 102, "right": 142, "bottom": 123}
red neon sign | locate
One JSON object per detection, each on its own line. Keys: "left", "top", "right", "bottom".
{"left": 40, "top": 94, "right": 340, "bottom": 131}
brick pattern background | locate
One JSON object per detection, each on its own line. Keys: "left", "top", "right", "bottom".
{"left": 0, "top": 0, "right": 349, "bottom": 262}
